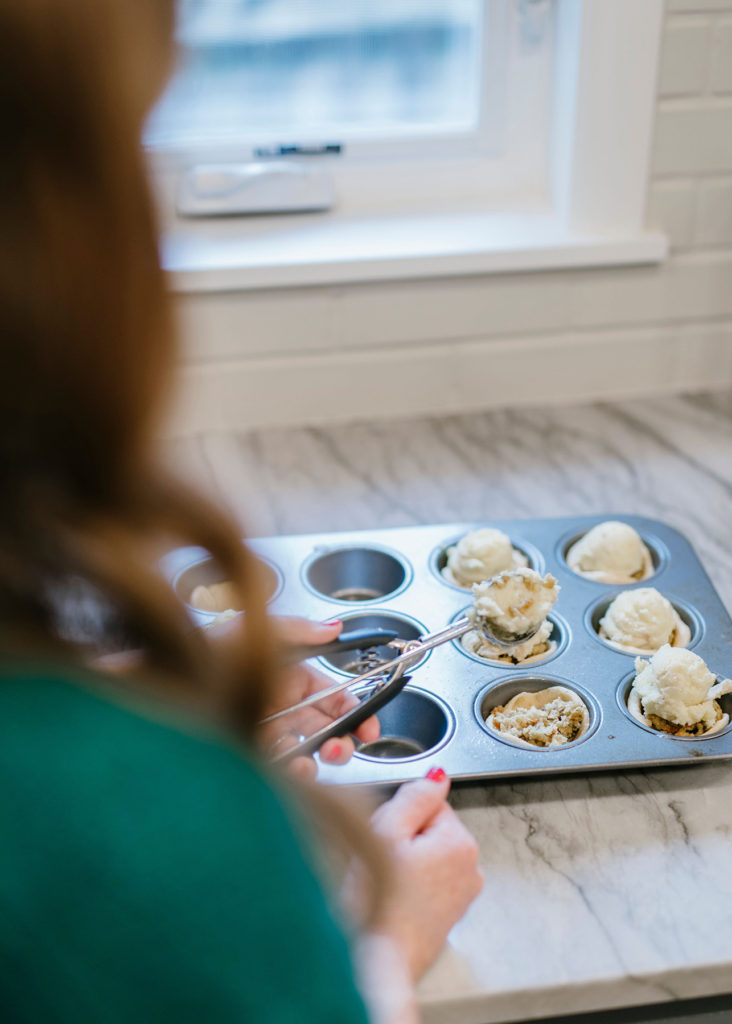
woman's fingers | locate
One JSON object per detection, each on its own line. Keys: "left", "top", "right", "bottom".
{"left": 317, "top": 677, "right": 381, "bottom": 743}
{"left": 370, "top": 772, "right": 482, "bottom": 980}
{"left": 288, "top": 755, "right": 318, "bottom": 780}
{"left": 277, "top": 663, "right": 382, "bottom": 747}
{"left": 266, "top": 731, "right": 356, "bottom": 770}
{"left": 371, "top": 775, "right": 451, "bottom": 841}
{"left": 319, "top": 736, "right": 355, "bottom": 765}
{"left": 272, "top": 615, "right": 342, "bottom": 646}
{"left": 352, "top": 713, "right": 380, "bottom": 744}
{"left": 262, "top": 618, "right": 383, "bottom": 766}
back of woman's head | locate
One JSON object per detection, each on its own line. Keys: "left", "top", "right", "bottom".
{"left": 0, "top": 0, "right": 275, "bottom": 726}
{"left": 0, "top": 0, "right": 175, "bottom": 505}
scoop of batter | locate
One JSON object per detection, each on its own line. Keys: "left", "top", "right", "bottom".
{"left": 469, "top": 568, "right": 560, "bottom": 643}
{"left": 567, "top": 521, "right": 653, "bottom": 583}
{"left": 598, "top": 587, "right": 690, "bottom": 654}
{"left": 442, "top": 527, "right": 527, "bottom": 587}
{"left": 630, "top": 645, "right": 728, "bottom": 733}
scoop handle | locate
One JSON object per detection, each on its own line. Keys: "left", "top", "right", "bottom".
{"left": 285, "top": 627, "right": 398, "bottom": 664}
{"left": 271, "top": 673, "right": 411, "bottom": 765}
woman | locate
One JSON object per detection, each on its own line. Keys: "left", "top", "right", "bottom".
{"left": 0, "top": 1, "right": 482, "bottom": 1021}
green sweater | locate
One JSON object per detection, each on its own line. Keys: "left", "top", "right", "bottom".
{"left": 0, "top": 665, "right": 368, "bottom": 1023}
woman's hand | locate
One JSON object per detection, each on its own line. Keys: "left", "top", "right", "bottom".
{"left": 370, "top": 771, "right": 483, "bottom": 980}
{"left": 200, "top": 613, "right": 380, "bottom": 777}
{"left": 257, "top": 617, "right": 381, "bottom": 779}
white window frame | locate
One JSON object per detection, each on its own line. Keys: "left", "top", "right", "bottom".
{"left": 158, "top": 0, "right": 667, "bottom": 294}
{"left": 153, "top": 0, "right": 550, "bottom": 216}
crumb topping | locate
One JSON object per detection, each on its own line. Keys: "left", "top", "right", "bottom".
{"left": 645, "top": 702, "right": 723, "bottom": 737}
{"left": 488, "top": 695, "right": 585, "bottom": 747}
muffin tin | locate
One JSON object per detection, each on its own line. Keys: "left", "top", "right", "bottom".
{"left": 162, "top": 515, "right": 732, "bottom": 786}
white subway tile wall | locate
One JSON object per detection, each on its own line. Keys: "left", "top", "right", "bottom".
{"left": 710, "top": 17, "right": 732, "bottom": 91}
{"left": 650, "top": 2, "right": 732, "bottom": 246}
{"left": 644, "top": 181, "right": 697, "bottom": 249}
{"left": 667, "top": 0, "right": 732, "bottom": 11}
{"left": 653, "top": 102, "right": 732, "bottom": 176}
{"left": 658, "top": 17, "right": 710, "bottom": 96}
{"left": 697, "top": 178, "right": 732, "bottom": 243}
{"left": 173, "top": 0, "right": 732, "bottom": 434}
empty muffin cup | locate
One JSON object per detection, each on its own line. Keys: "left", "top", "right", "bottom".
{"left": 476, "top": 677, "right": 597, "bottom": 750}
{"left": 176, "top": 554, "right": 282, "bottom": 613}
{"left": 356, "top": 688, "right": 453, "bottom": 761}
{"left": 303, "top": 546, "right": 410, "bottom": 602}
{"left": 586, "top": 593, "right": 701, "bottom": 655}
{"left": 318, "top": 612, "right": 427, "bottom": 675}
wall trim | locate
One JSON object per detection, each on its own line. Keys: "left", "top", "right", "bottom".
{"left": 165, "top": 319, "right": 732, "bottom": 436}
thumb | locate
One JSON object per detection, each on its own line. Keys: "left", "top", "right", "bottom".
{"left": 371, "top": 774, "right": 451, "bottom": 842}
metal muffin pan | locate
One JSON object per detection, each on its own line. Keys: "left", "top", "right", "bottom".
{"left": 162, "top": 515, "right": 732, "bottom": 786}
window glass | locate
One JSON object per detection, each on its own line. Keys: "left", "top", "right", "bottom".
{"left": 146, "top": 0, "right": 483, "bottom": 148}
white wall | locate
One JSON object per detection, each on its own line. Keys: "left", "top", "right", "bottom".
{"left": 170, "top": 0, "right": 732, "bottom": 436}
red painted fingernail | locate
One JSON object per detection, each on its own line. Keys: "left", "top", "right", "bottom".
{"left": 426, "top": 767, "right": 447, "bottom": 782}
{"left": 321, "top": 618, "right": 342, "bottom": 626}
{"left": 327, "top": 741, "right": 343, "bottom": 760}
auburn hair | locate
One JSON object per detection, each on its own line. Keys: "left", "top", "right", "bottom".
{"left": 0, "top": 0, "right": 388, "bottom": 922}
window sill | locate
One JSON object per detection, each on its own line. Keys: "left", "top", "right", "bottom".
{"left": 163, "top": 208, "right": 668, "bottom": 294}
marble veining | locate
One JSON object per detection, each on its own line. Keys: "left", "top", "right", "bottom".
{"left": 163, "top": 389, "right": 732, "bottom": 1023}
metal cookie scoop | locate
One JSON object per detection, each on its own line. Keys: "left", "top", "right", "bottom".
{"left": 263, "top": 570, "right": 557, "bottom": 763}
{"left": 469, "top": 616, "right": 544, "bottom": 648}
{"left": 262, "top": 614, "right": 541, "bottom": 731}
{"left": 265, "top": 617, "right": 539, "bottom": 766}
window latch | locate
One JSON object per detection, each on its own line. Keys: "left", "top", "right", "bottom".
{"left": 253, "top": 143, "right": 343, "bottom": 159}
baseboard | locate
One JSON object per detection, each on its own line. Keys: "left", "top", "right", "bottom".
{"left": 163, "top": 319, "right": 732, "bottom": 437}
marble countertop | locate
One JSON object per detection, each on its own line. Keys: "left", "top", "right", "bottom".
{"left": 166, "top": 390, "right": 732, "bottom": 1024}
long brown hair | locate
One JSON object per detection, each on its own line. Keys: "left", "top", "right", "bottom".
{"left": 0, "top": 0, "right": 387, "bottom": 921}
{"left": 0, "top": 0, "right": 270, "bottom": 721}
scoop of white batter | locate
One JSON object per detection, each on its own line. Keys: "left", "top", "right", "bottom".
{"left": 599, "top": 587, "right": 690, "bottom": 653}
{"left": 442, "top": 528, "right": 527, "bottom": 587}
{"left": 567, "top": 521, "right": 652, "bottom": 583}
{"left": 632, "top": 645, "right": 730, "bottom": 731}
{"left": 469, "top": 567, "right": 560, "bottom": 639}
